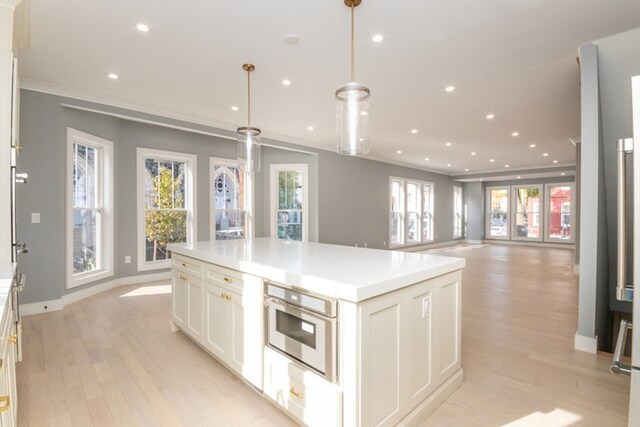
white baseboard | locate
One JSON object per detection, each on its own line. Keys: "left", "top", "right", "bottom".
{"left": 483, "top": 239, "right": 575, "bottom": 250}
{"left": 574, "top": 333, "right": 598, "bottom": 354}
{"left": 404, "top": 240, "right": 472, "bottom": 253}
{"left": 20, "top": 272, "right": 172, "bottom": 317}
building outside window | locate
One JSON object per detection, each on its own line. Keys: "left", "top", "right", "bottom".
{"left": 390, "top": 178, "right": 436, "bottom": 247}
{"left": 270, "top": 164, "right": 308, "bottom": 241}
{"left": 137, "top": 148, "right": 197, "bottom": 271}
{"left": 406, "top": 181, "right": 421, "bottom": 244}
{"left": 486, "top": 186, "right": 510, "bottom": 239}
{"left": 422, "top": 182, "right": 434, "bottom": 242}
{"left": 66, "top": 128, "right": 113, "bottom": 288}
{"left": 210, "top": 157, "right": 247, "bottom": 241}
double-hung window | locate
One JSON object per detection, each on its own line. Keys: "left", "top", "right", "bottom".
{"left": 210, "top": 157, "right": 248, "bottom": 240}
{"left": 66, "top": 128, "right": 113, "bottom": 288}
{"left": 453, "top": 186, "right": 463, "bottom": 239}
{"left": 137, "top": 148, "right": 197, "bottom": 271}
{"left": 389, "top": 178, "right": 436, "bottom": 247}
{"left": 270, "top": 164, "right": 308, "bottom": 241}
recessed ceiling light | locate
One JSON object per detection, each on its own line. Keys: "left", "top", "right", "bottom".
{"left": 529, "top": 144, "right": 536, "bottom": 148}
{"left": 307, "top": 126, "right": 314, "bottom": 131}
{"left": 445, "top": 142, "right": 452, "bottom": 146}
{"left": 486, "top": 114, "right": 495, "bottom": 119}
{"left": 512, "top": 132, "right": 519, "bottom": 137}
{"left": 231, "top": 106, "right": 239, "bottom": 111}
{"left": 517, "top": 176, "right": 521, "bottom": 179}
{"left": 553, "top": 160, "right": 558, "bottom": 163}
{"left": 136, "top": 23, "right": 149, "bottom": 32}
{"left": 479, "top": 179, "right": 483, "bottom": 182}
{"left": 396, "top": 150, "right": 402, "bottom": 154}
{"left": 505, "top": 164, "right": 510, "bottom": 168}
{"left": 108, "top": 73, "right": 119, "bottom": 80}
{"left": 470, "top": 152, "right": 476, "bottom": 156}
{"left": 543, "top": 153, "right": 549, "bottom": 157}
{"left": 372, "top": 34, "right": 384, "bottom": 43}
{"left": 282, "top": 79, "right": 291, "bottom": 86}
{"left": 424, "top": 158, "right": 430, "bottom": 161}
{"left": 445, "top": 86, "right": 455, "bottom": 92}
{"left": 284, "top": 34, "right": 300, "bottom": 44}
{"left": 410, "top": 129, "right": 418, "bottom": 134}
{"left": 465, "top": 168, "right": 469, "bottom": 172}
{"left": 490, "top": 159, "right": 495, "bottom": 162}
{"left": 561, "top": 172, "right": 566, "bottom": 176}
{"left": 447, "top": 163, "right": 452, "bottom": 167}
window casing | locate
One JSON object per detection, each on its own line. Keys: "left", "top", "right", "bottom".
{"left": 544, "top": 183, "right": 574, "bottom": 243}
{"left": 137, "top": 148, "right": 197, "bottom": 271}
{"left": 66, "top": 128, "right": 113, "bottom": 288}
{"left": 512, "top": 185, "right": 543, "bottom": 242}
{"left": 485, "top": 186, "right": 510, "bottom": 240}
{"left": 389, "top": 178, "right": 435, "bottom": 247}
{"left": 270, "top": 164, "right": 308, "bottom": 242}
{"left": 210, "top": 157, "right": 249, "bottom": 241}
{"left": 453, "top": 186, "right": 463, "bottom": 239}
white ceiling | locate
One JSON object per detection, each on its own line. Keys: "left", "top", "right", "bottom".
{"left": 17, "top": 0, "right": 640, "bottom": 176}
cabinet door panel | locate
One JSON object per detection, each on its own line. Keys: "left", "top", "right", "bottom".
{"left": 360, "top": 292, "right": 404, "bottom": 426}
{"left": 172, "top": 271, "right": 187, "bottom": 329}
{"left": 438, "top": 272, "right": 461, "bottom": 380}
{"left": 228, "top": 293, "right": 244, "bottom": 374}
{"left": 204, "top": 283, "right": 228, "bottom": 360}
{"left": 406, "top": 286, "right": 434, "bottom": 405}
{"left": 186, "top": 277, "right": 203, "bottom": 343}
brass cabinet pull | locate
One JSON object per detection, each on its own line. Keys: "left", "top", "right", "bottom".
{"left": 8, "top": 335, "right": 17, "bottom": 345}
{"left": 0, "top": 396, "right": 8, "bottom": 412}
{"left": 180, "top": 275, "right": 187, "bottom": 281}
{"left": 223, "top": 277, "right": 232, "bottom": 283}
{"left": 289, "top": 387, "right": 303, "bottom": 399}
{"left": 0, "top": 359, "right": 3, "bottom": 370}
{"left": 12, "top": 144, "right": 22, "bottom": 152}
{"left": 221, "top": 293, "right": 232, "bottom": 301}
{"left": 181, "top": 262, "right": 188, "bottom": 268}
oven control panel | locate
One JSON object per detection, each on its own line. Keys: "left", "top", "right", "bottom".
{"left": 265, "top": 283, "right": 336, "bottom": 318}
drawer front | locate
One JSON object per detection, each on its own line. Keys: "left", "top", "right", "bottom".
{"left": 172, "top": 254, "right": 203, "bottom": 278}
{"left": 204, "top": 263, "right": 244, "bottom": 294}
{"left": 263, "top": 347, "right": 342, "bottom": 427}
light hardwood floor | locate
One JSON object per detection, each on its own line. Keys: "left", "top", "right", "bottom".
{"left": 17, "top": 244, "right": 630, "bottom": 426}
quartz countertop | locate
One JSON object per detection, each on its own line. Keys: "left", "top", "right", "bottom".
{"left": 168, "top": 239, "right": 464, "bottom": 302}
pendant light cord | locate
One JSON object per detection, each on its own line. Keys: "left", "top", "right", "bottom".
{"left": 351, "top": 3, "right": 355, "bottom": 82}
{"left": 247, "top": 69, "right": 251, "bottom": 127}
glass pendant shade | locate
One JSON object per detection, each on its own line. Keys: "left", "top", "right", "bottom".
{"left": 237, "top": 126, "right": 261, "bottom": 173}
{"left": 336, "top": 82, "right": 370, "bottom": 155}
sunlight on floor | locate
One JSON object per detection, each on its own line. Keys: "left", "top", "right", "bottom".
{"left": 502, "top": 408, "right": 582, "bottom": 427}
{"left": 120, "top": 284, "right": 172, "bottom": 298}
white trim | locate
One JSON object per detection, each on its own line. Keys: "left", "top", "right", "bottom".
{"left": 270, "top": 164, "right": 309, "bottom": 242}
{"left": 422, "top": 181, "right": 435, "bottom": 243}
{"left": 481, "top": 240, "right": 574, "bottom": 249}
{"left": 20, "top": 272, "right": 172, "bottom": 316}
{"left": 405, "top": 179, "right": 422, "bottom": 245}
{"left": 136, "top": 147, "right": 197, "bottom": 272}
{"left": 404, "top": 240, "right": 483, "bottom": 252}
{"left": 66, "top": 127, "right": 114, "bottom": 289}
{"left": 574, "top": 333, "right": 598, "bottom": 354}
{"left": 511, "top": 184, "right": 544, "bottom": 242}
{"left": 453, "top": 185, "right": 463, "bottom": 238}
{"left": 389, "top": 177, "right": 405, "bottom": 248}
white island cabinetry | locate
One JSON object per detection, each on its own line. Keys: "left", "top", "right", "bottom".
{"left": 169, "top": 239, "right": 464, "bottom": 427}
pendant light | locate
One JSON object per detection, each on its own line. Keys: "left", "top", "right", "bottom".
{"left": 237, "top": 63, "right": 261, "bottom": 173}
{"left": 336, "top": 0, "right": 370, "bottom": 155}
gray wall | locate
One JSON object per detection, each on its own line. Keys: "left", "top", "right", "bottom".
{"left": 18, "top": 89, "right": 461, "bottom": 305}
{"left": 594, "top": 28, "right": 639, "bottom": 314}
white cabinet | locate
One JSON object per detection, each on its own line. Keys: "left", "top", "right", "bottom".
{"left": 264, "top": 347, "right": 342, "bottom": 427}
{"left": 171, "top": 254, "right": 203, "bottom": 344}
{"left": 0, "top": 293, "right": 17, "bottom": 427}
{"left": 172, "top": 258, "right": 263, "bottom": 390}
{"left": 203, "top": 264, "right": 263, "bottom": 389}
{"left": 357, "top": 271, "right": 461, "bottom": 426}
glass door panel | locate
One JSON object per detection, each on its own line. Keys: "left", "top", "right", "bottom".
{"left": 486, "top": 187, "right": 510, "bottom": 239}
{"left": 545, "top": 184, "right": 574, "bottom": 242}
{"left": 513, "top": 186, "right": 542, "bottom": 241}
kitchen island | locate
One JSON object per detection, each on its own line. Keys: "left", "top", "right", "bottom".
{"left": 168, "top": 238, "right": 464, "bottom": 426}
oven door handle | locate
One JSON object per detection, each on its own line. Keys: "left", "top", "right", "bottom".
{"left": 264, "top": 296, "right": 286, "bottom": 309}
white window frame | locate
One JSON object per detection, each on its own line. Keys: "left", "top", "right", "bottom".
{"left": 136, "top": 147, "right": 197, "bottom": 271}
{"left": 511, "top": 184, "right": 543, "bottom": 242}
{"left": 405, "top": 180, "right": 422, "bottom": 244}
{"left": 422, "top": 181, "right": 435, "bottom": 242}
{"left": 209, "top": 157, "right": 252, "bottom": 241}
{"left": 453, "top": 186, "right": 463, "bottom": 239}
{"left": 66, "top": 127, "right": 114, "bottom": 288}
{"left": 485, "top": 186, "right": 511, "bottom": 240}
{"left": 543, "top": 182, "right": 575, "bottom": 244}
{"left": 270, "top": 164, "right": 308, "bottom": 242}
{"left": 389, "top": 177, "right": 405, "bottom": 248}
